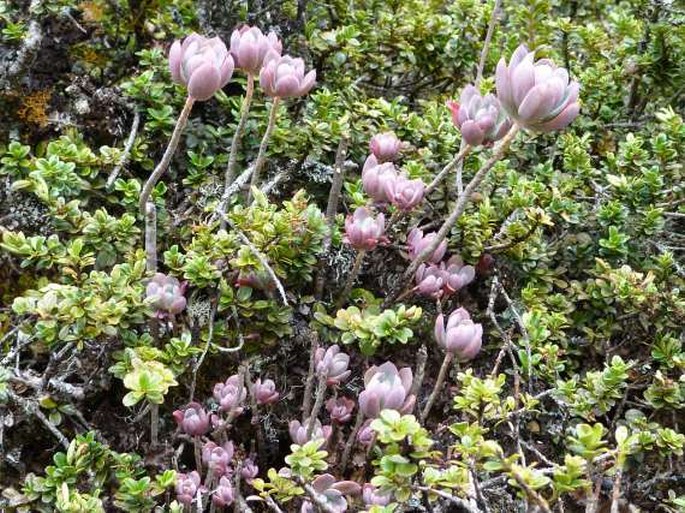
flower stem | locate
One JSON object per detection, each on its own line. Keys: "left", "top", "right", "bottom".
{"left": 335, "top": 249, "right": 366, "bottom": 309}
{"left": 193, "top": 435, "right": 203, "bottom": 474}
{"left": 139, "top": 95, "right": 195, "bottom": 215}
{"left": 384, "top": 124, "right": 520, "bottom": 307}
{"left": 301, "top": 330, "right": 320, "bottom": 421}
{"left": 220, "top": 73, "right": 255, "bottom": 227}
{"left": 340, "top": 407, "right": 364, "bottom": 473}
{"left": 306, "top": 374, "right": 327, "bottom": 440}
{"left": 425, "top": 144, "right": 472, "bottom": 195}
{"left": 247, "top": 96, "right": 281, "bottom": 202}
{"left": 150, "top": 402, "right": 159, "bottom": 448}
{"left": 420, "top": 351, "right": 454, "bottom": 423}
{"left": 144, "top": 201, "right": 157, "bottom": 273}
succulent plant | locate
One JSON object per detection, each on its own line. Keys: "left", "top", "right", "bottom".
{"left": 326, "top": 397, "right": 356, "bottom": 424}
{"left": 309, "top": 474, "right": 361, "bottom": 512}
{"left": 169, "top": 33, "right": 234, "bottom": 101}
{"left": 358, "top": 362, "right": 415, "bottom": 418}
{"left": 260, "top": 54, "right": 316, "bottom": 98}
{"left": 434, "top": 307, "right": 483, "bottom": 361}
{"left": 315, "top": 345, "right": 351, "bottom": 385}
{"left": 212, "top": 476, "right": 235, "bottom": 507}
{"left": 414, "top": 255, "right": 475, "bottom": 299}
{"left": 172, "top": 402, "right": 210, "bottom": 436}
{"left": 384, "top": 174, "right": 425, "bottom": 211}
{"left": 145, "top": 273, "right": 187, "bottom": 316}
{"left": 213, "top": 374, "right": 247, "bottom": 414}
{"left": 252, "top": 378, "right": 280, "bottom": 405}
{"left": 175, "top": 471, "right": 202, "bottom": 505}
{"left": 229, "top": 25, "right": 282, "bottom": 74}
{"left": 369, "top": 132, "right": 402, "bottom": 162}
{"left": 447, "top": 85, "right": 512, "bottom": 145}
{"left": 202, "top": 441, "right": 234, "bottom": 474}
{"left": 496, "top": 44, "right": 580, "bottom": 132}
{"left": 361, "top": 161, "right": 398, "bottom": 204}
{"left": 407, "top": 228, "right": 447, "bottom": 264}
{"left": 344, "top": 207, "right": 386, "bottom": 251}
{"left": 289, "top": 417, "right": 332, "bottom": 445}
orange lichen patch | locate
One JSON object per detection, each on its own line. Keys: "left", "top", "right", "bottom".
{"left": 79, "top": 0, "right": 106, "bottom": 23}
{"left": 71, "top": 44, "right": 108, "bottom": 69}
{"left": 16, "top": 89, "right": 52, "bottom": 128}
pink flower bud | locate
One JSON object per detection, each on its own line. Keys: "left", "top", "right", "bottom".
{"left": 146, "top": 272, "right": 187, "bottom": 315}
{"left": 358, "top": 362, "right": 415, "bottom": 418}
{"left": 259, "top": 54, "right": 316, "bottom": 98}
{"left": 310, "top": 474, "right": 361, "bottom": 512}
{"left": 315, "top": 345, "right": 351, "bottom": 385}
{"left": 434, "top": 307, "right": 483, "bottom": 361}
{"left": 496, "top": 44, "right": 580, "bottom": 132}
{"left": 169, "top": 33, "right": 234, "bottom": 101}
{"left": 172, "top": 402, "right": 210, "bottom": 436}
{"left": 447, "top": 85, "right": 512, "bottom": 146}
{"left": 343, "top": 207, "right": 385, "bottom": 251}
{"left": 361, "top": 161, "right": 398, "bottom": 204}
{"left": 369, "top": 132, "right": 402, "bottom": 162}
{"left": 229, "top": 25, "right": 282, "bottom": 74}
{"left": 384, "top": 174, "right": 425, "bottom": 211}
{"left": 176, "top": 471, "right": 202, "bottom": 505}
{"left": 407, "top": 228, "right": 447, "bottom": 264}
{"left": 213, "top": 374, "right": 247, "bottom": 414}
{"left": 289, "top": 417, "right": 332, "bottom": 445}
{"left": 326, "top": 397, "right": 355, "bottom": 424}
{"left": 363, "top": 484, "right": 392, "bottom": 506}
{"left": 442, "top": 255, "right": 476, "bottom": 295}
{"left": 212, "top": 476, "right": 235, "bottom": 507}
{"left": 252, "top": 378, "right": 280, "bottom": 405}
{"left": 241, "top": 458, "right": 259, "bottom": 484}
{"left": 202, "top": 441, "right": 234, "bottom": 474}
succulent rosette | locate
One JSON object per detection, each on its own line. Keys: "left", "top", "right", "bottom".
{"left": 169, "top": 33, "right": 234, "bottom": 101}
{"left": 260, "top": 54, "right": 316, "bottom": 98}
{"left": 495, "top": 44, "right": 580, "bottom": 132}
{"left": 447, "top": 85, "right": 512, "bottom": 145}
{"left": 343, "top": 207, "right": 386, "bottom": 251}
{"left": 229, "top": 25, "right": 282, "bottom": 74}
{"left": 434, "top": 307, "right": 483, "bottom": 361}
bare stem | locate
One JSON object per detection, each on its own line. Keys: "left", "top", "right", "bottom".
{"left": 144, "top": 201, "right": 157, "bottom": 273}
{"left": 335, "top": 249, "right": 366, "bottom": 309}
{"left": 420, "top": 351, "right": 454, "bottom": 423}
{"left": 224, "top": 73, "right": 255, "bottom": 190}
{"left": 475, "top": 0, "right": 503, "bottom": 85}
{"left": 193, "top": 436, "right": 203, "bottom": 474}
{"left": 150, "top": 402, "right": 159, "bottom": 448}
{"left": 340, "top": 408, "right": 364, "bottom": 472}
{"left": 409, "top": 344, "right": 428, "bottom": 401}
{"left": 315, "top": 137, "right": 349, "bottom": 298}
{"left": 306, "top": 375, "right": 327, "bottom": 440}
{"left": 139, "top": 96, "right": 195, "bottom": 215}
{"left": 384, "top": 124, "right": 520, "bottom": 306}
{"left": 247, "top": 96, "right": 281, "bottom": 202}
{"left": 425, "top": 144, "right": 472, "bottom": 195}
{"left": 106, "top": 107, "right": 140, "bottom": 189}
{"left": 301, "top": 331, "right": 320, "bottom": 421}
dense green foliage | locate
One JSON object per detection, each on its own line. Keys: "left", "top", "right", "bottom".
{"left": 0, "top": 0, "right": 684, "bottom": 511}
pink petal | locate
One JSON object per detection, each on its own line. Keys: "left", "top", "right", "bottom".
{"left": 511, "top": 59, "right": 536, "bottom": 106}
{"left": 169, "top": 40, "right": 183, "bottom": 84}
{"left": 536, "top": 101, "right": 580, "bottom": 132}
{"left": 187, "top": 63, "right": 221, "bottom": 101}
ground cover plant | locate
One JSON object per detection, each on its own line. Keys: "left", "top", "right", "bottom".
{"left": 0, "top": 0, "right": 684, "bottom": 511}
